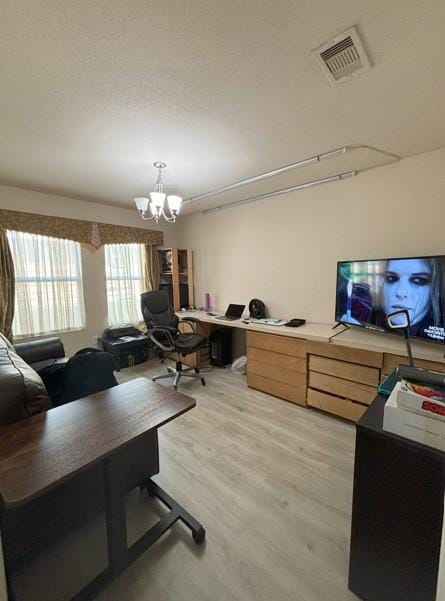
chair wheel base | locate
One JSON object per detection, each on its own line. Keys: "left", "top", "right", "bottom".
{"left": 192, "top": 526, "right": 206, "bottom": 544}
{"left": 151, "top": 363, "right": 207, "bottom": 391}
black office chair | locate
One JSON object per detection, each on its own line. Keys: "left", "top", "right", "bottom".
{"left": 141, "top": 290, "right": 208, "bottom": 390}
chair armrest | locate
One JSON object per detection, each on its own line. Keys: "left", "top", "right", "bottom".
{"left": 148, "top": 326, "right": 177, "bottom": 353}
{"left": 152, "top": 325, "right": 178, "bottom": 333}
{"left": 179, "top": 317, "right": 200, "bottom": 332}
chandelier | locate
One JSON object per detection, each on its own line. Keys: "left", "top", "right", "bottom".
{"left": 134, "top": 162, "right": 183, "bottom": 223}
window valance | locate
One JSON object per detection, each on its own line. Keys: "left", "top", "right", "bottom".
{"left": 0, "top": 208, "right": 163, "bottom": 249}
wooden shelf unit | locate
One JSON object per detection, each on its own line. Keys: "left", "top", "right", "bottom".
{"left": 158, "top": 248, "right": 194, "bottom": 311}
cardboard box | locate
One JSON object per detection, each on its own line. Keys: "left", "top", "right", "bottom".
{"left": 396, "top": 379, "right": 445, "bottom": 422}
{"left": 383, "top": 382, "right": 445, "bottom": 451}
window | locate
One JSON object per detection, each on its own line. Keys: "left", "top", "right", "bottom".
{"left": 7, "top": 230, "right": 85, "bottom": 338}
{"left": 105, "top": 244, "right": 145, "bottom": 326}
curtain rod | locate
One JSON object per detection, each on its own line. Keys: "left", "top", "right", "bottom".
{"left": 201, "top": 171, "right": 357, "bottom": 215}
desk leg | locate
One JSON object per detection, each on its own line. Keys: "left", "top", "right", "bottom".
{"left": 71, "top": 456, "right": 128, "bottom": 601}
{"left": 103, "top": 455, "right": 127, "bottom": 574}
{"left": 72, "top": 464, "right": 205, "bottom": 600}
{"left": 140, "top": 479, "right": 206, "bottom": 545}
{"left": 0, "top": 526, "right": 16, "bottom": 601}
{"left": 148, "top": 480, "right": 205, "bottom": 543}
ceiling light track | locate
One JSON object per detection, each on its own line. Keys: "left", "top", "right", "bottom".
{"left": 202, "top": 171, "right": 357, "bottom": 215}
{"left": 184, "top": 145, "right": 400, "bottom": 207}
{"left": 183, "top": 147, "right": 347, "bottom": 205}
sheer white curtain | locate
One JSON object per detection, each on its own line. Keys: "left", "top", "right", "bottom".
{"left": 105, "top": 243, "right": 145, "bottom": 326}
{"left": 7, "top": 230, "right": 85, "bottom": 338}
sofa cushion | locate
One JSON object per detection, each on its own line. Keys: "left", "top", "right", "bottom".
{"left": 0, "top": 333, "right": 52, "bottom": 424}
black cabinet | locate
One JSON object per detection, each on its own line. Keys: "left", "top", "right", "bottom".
{"left": 98, "top": 335, "right": 149, "bottom": 371}
{"left": 349, "top": 396, "right": 445, "bottom": 601}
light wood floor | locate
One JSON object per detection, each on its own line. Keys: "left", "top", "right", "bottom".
{"left": 101, "top": 360, "right": 360, "bottom": 601}
{"left": 13, "top": 359, "right": 360, "bottom": 601}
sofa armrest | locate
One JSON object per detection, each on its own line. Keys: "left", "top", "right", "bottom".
{"left": 0, "top": 346, "right": 52, "bottom": 425}
{"left": 14, "top": 337, "right": 65, "bottom": 366}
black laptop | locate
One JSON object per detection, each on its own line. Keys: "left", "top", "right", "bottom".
{"left": 216, "top": 304, "right": 245, "bottom": 320}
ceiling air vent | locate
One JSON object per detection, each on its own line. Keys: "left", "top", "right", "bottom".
{"left": 312, "top": 26, "right": 370, "bottom": 85}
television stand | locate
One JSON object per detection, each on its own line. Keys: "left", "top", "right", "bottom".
{"left": 330, "top": 323, "right": 351, "bottom": 340}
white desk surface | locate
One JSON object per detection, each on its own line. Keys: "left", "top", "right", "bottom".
{"left": 179, "top": 310, "right": 445, "bottom": 364}
{"left": 178, "top": 310, "right": 333, "bottom": 342}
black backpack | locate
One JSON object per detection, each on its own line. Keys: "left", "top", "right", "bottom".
{"left": 62, "top": 348, "right": 118, "bottom": 404}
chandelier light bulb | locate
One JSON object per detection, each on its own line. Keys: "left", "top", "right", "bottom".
{"left": 150, "top": 191, "right": 166, "bottom": 208}
{"left": 134, "top": 197, "right": 149, "bottom": 214}
{"left": 167, "top": 195, "right": 183, "bottom": 214}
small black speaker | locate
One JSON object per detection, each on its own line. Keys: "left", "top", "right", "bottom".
{"left": 249, "top": 298, "right": 266, "bottom": 319}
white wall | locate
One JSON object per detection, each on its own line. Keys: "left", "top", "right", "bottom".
{"left": 0, "top": 185, "right": 178, "bottom": 355}
{"left": 173, "top": 148, "right": 445, "bottom": 322}
{"left": 2, "top": 148, "right": 444, "bottom": 352}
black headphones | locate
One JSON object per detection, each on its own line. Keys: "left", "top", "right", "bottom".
{"left": 249, "top": 298, "right": 266, "bottom": 319}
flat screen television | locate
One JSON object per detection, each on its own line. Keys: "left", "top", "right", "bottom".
{"left": 335, "top": 255, "right": 445, "bottom": 344}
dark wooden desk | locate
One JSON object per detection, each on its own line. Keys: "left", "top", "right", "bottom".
{"left": 349, "top": 395, "right": 445, "bottom": 601}
{"left": 0, "top": 377, "right": 205, "bottom": 600}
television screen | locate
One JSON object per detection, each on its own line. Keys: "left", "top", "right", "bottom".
{"left": 335, "top": 255, "right": 445, "bottom": 344}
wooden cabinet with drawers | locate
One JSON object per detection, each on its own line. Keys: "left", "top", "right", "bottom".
{"left": 179, "top": 320, "right": 212, "bottom": 368}
{"left": 246, "top": 331, "right": 307, "bottom": 405}
{"left": 306, "top": 342, "right": 383, "bottom": 422}
{"left": 382, "top": 353, "right": 445, "bottom": 376}
{"left": 178, "top": 311, "right": 445, "bottom": 423}
{"left": 305, "top": 344, "right": 445, "bottom": 422}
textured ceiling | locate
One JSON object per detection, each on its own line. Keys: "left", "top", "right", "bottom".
{"left": 0, "top": 1, "right": 444, "bottom": 213}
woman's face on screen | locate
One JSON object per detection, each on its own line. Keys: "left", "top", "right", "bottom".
{"left": 382, "top": 259, "right": 432, "bottom": 325}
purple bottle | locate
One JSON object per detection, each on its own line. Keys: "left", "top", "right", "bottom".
{"left": 204, "top": 293, "right": 212, "bottom": 314}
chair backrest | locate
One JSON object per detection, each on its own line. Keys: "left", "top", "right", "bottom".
{"left": 141, "top": 291, "right": 179, "bottom": 330}
{"left": 62, "top": 349, "right": 118, "bottom": 404}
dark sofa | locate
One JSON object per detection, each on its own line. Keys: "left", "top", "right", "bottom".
{"left": 0, "top": 333, "right": 53, "bottom": 424}
{"left": 0, "top": 333, "right": 159, "bottom": 599}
